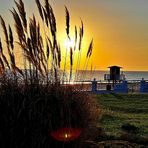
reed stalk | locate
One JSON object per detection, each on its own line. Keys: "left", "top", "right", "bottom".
{"left": 74, "top": 21, "right": 84, "bottom": 82}
{"left": 81, "top": 39, "right": 93, "bottom": 81}
{"left": 0, "top": 0, "right": 93, "bottom": 84}
{"left": 0, "top": 1, "right": 99, "bottom": 148}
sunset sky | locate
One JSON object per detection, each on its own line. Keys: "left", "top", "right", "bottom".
{"left": 0, "top": 0, "right": 148, "bottom": 71}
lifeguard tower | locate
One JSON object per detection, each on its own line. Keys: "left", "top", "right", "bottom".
{"left": 91, "top": 65, "right": 127, "bottom": 93}
{"left": 104, "top": 66, "right": 125, "bottom": 87}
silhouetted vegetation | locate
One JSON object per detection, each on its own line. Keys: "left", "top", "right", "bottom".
{"left": 0, "top": 0, "right": 99, "bottom": 148}
{"left": 0, "top": 81, "right": 100, "bottom": 148}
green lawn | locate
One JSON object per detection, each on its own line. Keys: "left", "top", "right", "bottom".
{"left": 96, "top": 94, "right": 148, "bottom": 138}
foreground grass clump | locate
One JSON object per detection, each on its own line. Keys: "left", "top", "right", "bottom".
{"left": 0, "top": 80, "right": 100, "bottom": 148}
{"left": 0, "top": 0, "right": 101, "bottom": 147}
{"left": 96, "top": 94, "right": 148, "bottom": 143}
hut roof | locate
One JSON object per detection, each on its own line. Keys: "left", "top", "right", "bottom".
{"left": 108, "top": 65, "right": 122, "bottom": 68}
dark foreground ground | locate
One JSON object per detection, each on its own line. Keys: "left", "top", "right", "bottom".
{"left": 1, "top": 85, "right": 148, "bottom": 147}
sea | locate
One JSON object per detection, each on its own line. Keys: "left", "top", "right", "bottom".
{"left": 78, "top": 70, "right": 148, "bottom": 81}
{"left": 4, "top": 69, "right": 148, "bottom": 82}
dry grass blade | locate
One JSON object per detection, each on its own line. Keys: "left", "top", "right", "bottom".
{"left": 29, "top": 15, "right": 37, "bottom": 55}
{"left": 69, "top": 47, "right": 73, "bottom": 81}
{"left": 37, "top": 22, "right": 44, "bottom": 58}
{"left": 29, "top": 16, "right": 46, "bottom": 77}
{"left": 10, "top": 52, "right": 16, "bottom": 67}
{"left": 0, "top": 16, "right": 11, "bottom": 58}
{"left": 37, "top": 63, "right": 45, "bottom": 76}
{"left": 42, "top": 7, "right": 48, "bottom": 27}
{"left": 39, "top": 35, "right": 43, "bottom": 47}
{"left": 37, "top": 26, "right": 47, "bottom": 64}
{"left": 46, "top": 40, "right": 50, "bottom": 60}
{"left": 14, "top": 65, "right": 24, "bottom": 77}
{"left": 47, "top": 37, "right": 54, "bottom": 60}
{"left": 78, "top": 21, "right": 84, "bottom": 51}
{"left": 70, "top": 47, "right": 73, "bottom": 66}
{"left": 0, "top": 38, "right": 2, "bottom": 53}
{"left": 27, "top": 38, "right": 33, "bottom": 57}
{"left": 14, "top": 0, "right": 27, "bottom": 33}
{"left": 35, "top": 0, "right": 44, "bottom": 21}
{"left": 51, "top": 10, "right": 57, "bottom": 33}
{"left": 46, "top": 3, "right": 57, "bottom": 39}
{"left": 0, "top": 15, "right": 9, "bottom": 48}
{"left": 44, "top": 0, "right": 54, "bottom": 31}
{"left": 54, "top": 54, "right": 58, "bottom": 66}
{"left": 40, "top": 56, "right": 47, "bottom": 73}
{"left": 0, "top": 57, "right": 5, "bottom": 71}
{"left": 56, "top": 44, "right": 61, "bottom": 67}
{"left": 78, "top": 28, "right": 82, "bottom": 51}
{"left": 9, "top": 52, "right": 17, "bottom": 75}
{"left": 2, "top": 54, "right": 10, "bottom": 69}
{"left": 44, "top": 0, "right": 50, "bottom": 16}
{"left": 74, "top": 26, "right": 77, "bottom": 50}
{"left": 86, "top": 39, "right": 93, "bottom": 58}
{"left": 24, "top": 54, "right": 35, "bottom": 66}
{"left": 39, "top": 38, "right": 47, "bottom": 63}
{"left": 10, "top": 52, "right": 24, "bottom": 76}
{"left": 65, "top": 6, "right": 70, "bottom": 39}
{"left": 47, "top": 37, "right": 53, "bottom": 50}
{"left": 0, "top": 40, "right": 11, "bottom": 69}
{"left": 44, "top": 0, "right": 55, "bottom": 24}
{"left": 10, "top": 8, "right": 25, "bottom": 44}
{"left": 81, "top": 20, "right": 84, "bottom": 37}
{"left": 37, "top": 23, "right": 40, "bottom": 45}
{"left": 9, "top": 25, "right": 14, "bottom": 50}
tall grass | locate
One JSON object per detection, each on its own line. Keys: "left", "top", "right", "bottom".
{"left": 0, "top": 0, "right": 93, "bottom": 84}
{"left": 0, "top": 0, "right": 99, "bottom": 147}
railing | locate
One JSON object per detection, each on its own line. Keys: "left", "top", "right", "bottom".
{"left": 72, "top": 79, "right": 148, "bottom": 84}
{"left": 104, "top": 74, "right": 125, "bottom": 81}
{"left": 62, "top": 79, "right": 148, "bottom": 93}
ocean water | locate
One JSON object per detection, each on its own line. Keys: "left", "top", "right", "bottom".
{"left": 78, "top": 70, "right": 148, "bottom": 81}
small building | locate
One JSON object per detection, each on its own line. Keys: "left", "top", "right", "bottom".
{"left": 91, "top": 65, "right": 127, "bottom": 93}
{"left": 104, "top": 65, "right": 125, "bottom": 87}
{"left": 108, "top": 65, "right": 122, "bottom": 81}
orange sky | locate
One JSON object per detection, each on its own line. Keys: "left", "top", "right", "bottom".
{"left": 54, "top": 0, "right": 148, "bottom": 71}
{"left": 0, "top": 0, "right": 148, "bottom": 71}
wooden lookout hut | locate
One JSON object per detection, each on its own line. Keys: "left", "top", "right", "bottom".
{"left": 104, "top": 65, "right": 124, "bottom": 87}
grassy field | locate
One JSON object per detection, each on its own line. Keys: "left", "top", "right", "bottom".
{"left": 96, "top": 94, "right": 148, "bottom": 138}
